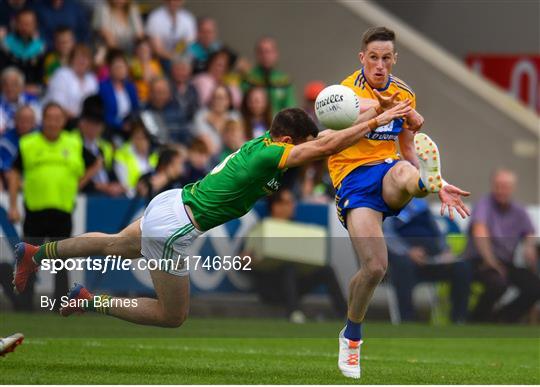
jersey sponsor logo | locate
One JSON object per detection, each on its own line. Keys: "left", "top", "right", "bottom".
{"left": 373, "top": 121, "right": 395, "bottom": 133}
{"left": 364, "top": 119, "right": 402, "bottom": 141}
{"left": 365, "top": 132, "right": 399, "bottom": 141}
{"left": 266, "top": 177, "right": 281, "bottom": 192}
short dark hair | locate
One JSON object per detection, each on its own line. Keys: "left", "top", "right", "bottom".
{"left": 106, "top": 48, "right": 128, "bottom": 67}
{"left": 54, "top": 26, "right": 73, "bottom": 37}
{"left": 269, "top": 108, "right": 318, "bottom": 143}
{"left": 362, "top": 27, "right": 396, "bottom": 50}
{"left": 189, "top": 138, "right": 210, "bottom": 154}
{"left": 15, "top": 8, "right": 35, "bottom": 20}
{"left": 42, "top": 102, "right": 65, "bottom": 117}
{"left": 156, "top": 147, "right": 180, "bottom": 171}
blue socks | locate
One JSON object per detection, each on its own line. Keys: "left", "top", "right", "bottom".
{"left": 418, "top": 177, "right": 427, "bottom": 192}
{"left": 344, "top": 319, "right": 362, "bottom": 341}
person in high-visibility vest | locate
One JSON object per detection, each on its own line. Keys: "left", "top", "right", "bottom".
{"left": 7, "top": 102, "right": 99, "bottom": 309}
{"left": 76, "top": 95, "right": 125, "bottom": 197}
{"left": 114, "top": 122, "right": 157, "bottom": 195}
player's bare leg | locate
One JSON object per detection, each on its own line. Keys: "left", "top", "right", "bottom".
{"left": 55, "top": 218, "right": 142, "bottom": 260}
{"left": 382, "top": 160, "right": 427, "bottom": 210}
{"left": 13, "top": 219, "right": 142, "bottom": 294}
{"left": 60, "top": 268, "right": 190, "bottom": 328}
{"left": 346, "top": 209, "right": 387, "bottom": 321}
{"left": 338, "top": 207, "right": 387, "bottom": 379}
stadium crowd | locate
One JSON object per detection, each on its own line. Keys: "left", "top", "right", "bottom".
{"left": 0, "top": 0, "right": 333, "bottom": 203}
{"left": 0, "top": 0, "right": 537, "bottom": 324}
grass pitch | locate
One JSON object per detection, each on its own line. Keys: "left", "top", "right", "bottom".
{"left": 0, "top": 312, "right": 539, "bottom": 384}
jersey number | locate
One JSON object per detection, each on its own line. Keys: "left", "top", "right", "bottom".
{"left": 210, "top": 150, "right": 239, "bottom": 175}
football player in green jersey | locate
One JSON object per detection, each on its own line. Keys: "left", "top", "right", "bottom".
{"left": 13, "top": 97, "right": 411, "bottom": 328}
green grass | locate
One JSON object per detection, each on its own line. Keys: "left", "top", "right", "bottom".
{"left": 0, "top": 312, "right": 539, "bottom": 384}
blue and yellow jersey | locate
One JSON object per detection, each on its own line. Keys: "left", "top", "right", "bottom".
{"left": 328, "top": 68, "right": 416, "bottom": 187}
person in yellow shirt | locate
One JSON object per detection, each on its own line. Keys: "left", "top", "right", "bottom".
{"left": 332, "top": 27, "right": 471, "bottom": 379}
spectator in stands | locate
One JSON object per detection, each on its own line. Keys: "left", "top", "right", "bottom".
{"left": 219, "top": 119, "right": 245, "bottom": 161}
{"left": 99, "top": 49, "right": 140, "bottom": 138}
{"left": 250, "top": 188, "right": 347, "bottom": 323}
{"left": 130, "top": 37, "right": 163, "bottom": 103}
{"left": 77, "top": 95, "right": 125, "bottom": 197}
{"left": 0, "top": 66, "right": 40, "bottom": 135}
{"left": 188, "top": 17, "right": 222, "bottom": 74}
{"left": 0, "top": 0, "right": 30, "bottom": 34}
{"left": 141, "top": 77, "right": 187, "bottom": 144}
{"left": 114, "top": 122, "right": 157, "bottom": 195}
{"left": 384, "top": 198, "right": 472, "bottom": 323}
{"left": 192, "top": 84, "right": 240, "bottom": 158}
{"left": 145, "top": 0, "right": 196, "bottom": 71}
{"left": 0, "top": 8, "right": 45, "bottom": 95}
{"left": 33, "top": 0, "right": 90, "bottom": 47}
{"left": 299, "top": 161, "right": 334, "bottom": 203}
{"left": 43, "top": 27, "right": 75, "bottom": 84}
{"left": 136, "top": 146, "right": 184, "bottom": 202}
{"left": 7, "top": 102, "right": 98, "bottom": 309}
{"left": 465, "top": 169, "right": 539, "bottom": 323}
{"left": 44, "top": 44, "right": 98, "bottom": 121}
{"left": 303, "top": 81, "right": 326, "bottom": 130}
{"left": 192, "top": 49, "right": 242, "bottom": 108}
{"left": 240, "top": 86, "right": 272, "bottom": 139}
{"left": 180, "top": 138, "right": 210, "bottom": 185}
{"left": 0, "top": 105, "right": 35, "bottom": 185}
{"left": 169, "top": 55, "right": 199, "bottom": 140}
{"left": 242, "top": 37, "right": 296, "bottom": 114}
{"left": 92, "top": 0, "right": 144, "bottom": 54}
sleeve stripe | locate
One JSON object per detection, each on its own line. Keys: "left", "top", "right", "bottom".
{"left": 278, "top": 145, "right": 293, "bottom": 169}
{"left": 391, "top": 79, "right": 415, "bottom": 96}
{"left": 354, "top": 72, "right": 361, "bottom": 86}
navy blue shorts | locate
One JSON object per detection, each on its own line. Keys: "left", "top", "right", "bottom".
{"left": 335, "top": 160, "right": 403, "bottom": 228}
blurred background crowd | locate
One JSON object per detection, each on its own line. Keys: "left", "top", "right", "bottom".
{"left": 0, "top": 0, "right": 537, "bottom": 325}
{"left": 0, "top": 0, "right": 333, "bottom": 204}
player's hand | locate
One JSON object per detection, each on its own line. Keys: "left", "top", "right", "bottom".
{"left": 438, "top": 184, "right": 471, "bottom": 220}
{"left": 374, "top": 90, "right": 400, "bottom": 110}
{"left": 375, "top": 99, "right": 412, "bottom": 126}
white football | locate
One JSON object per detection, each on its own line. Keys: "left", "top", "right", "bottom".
{"left": 314, "top": 85, "right": 360, "bottom": 130}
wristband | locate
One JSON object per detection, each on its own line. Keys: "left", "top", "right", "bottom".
{"left": 367, "top": 118, "right": 378, "bottom": 130}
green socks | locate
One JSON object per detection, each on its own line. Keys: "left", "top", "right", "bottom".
{"left": 87, "top": 295, "right": 112, "bottom": 315}
{"left": 34, "top": 241, "right": 59, "bottom": 264}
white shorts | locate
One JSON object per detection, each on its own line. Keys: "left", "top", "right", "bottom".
{"left": 140, "top": 189, "right": 203, "bottom": 276}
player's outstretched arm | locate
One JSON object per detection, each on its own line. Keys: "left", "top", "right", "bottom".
{"left": 355, "top": 92, "right": 401, "bottom": 124}
{"left": 283, "top": 100, "right": 412, "bottom": 168}
{"left": 373, "top": 89, "right": 424, "bottom": 131}
{"left": 404, "top": 109, "right": 424, "bottom": 131}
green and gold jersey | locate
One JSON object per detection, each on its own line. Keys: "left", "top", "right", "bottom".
{"left": 181, "top": 132, "right": 293, "bottom": 231}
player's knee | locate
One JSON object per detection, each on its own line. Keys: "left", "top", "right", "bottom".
{"left": 390, "top": 162, "right": 413, "bottom": 185}
{"left": 161, "top": 310, "right": 188, "bottom": 328}
{"left": 363, "top": 259, "right": 387, "bottom": 284}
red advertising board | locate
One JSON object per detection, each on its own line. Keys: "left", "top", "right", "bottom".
{"left": 466, "top": 54, "right": 540, "bottom": 114}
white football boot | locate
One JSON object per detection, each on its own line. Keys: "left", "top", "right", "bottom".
{"left": 338, "top": 328, "right": 362, "bottom": 379}
{"left": 0, "top": 333, "right": 24, "bottom": 356}
{"left": 414, "top": 132, "right": 444, "bottom": 193}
